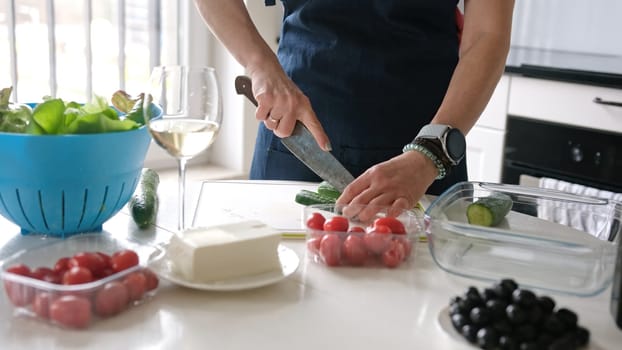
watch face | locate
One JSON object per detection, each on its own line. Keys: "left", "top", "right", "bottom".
{"left": 446, "top": 128, "right": 466, "bottom": 162}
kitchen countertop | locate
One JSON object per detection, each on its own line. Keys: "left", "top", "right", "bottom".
{"left": 1, "top": 180, "right": 621, "bottom": 349}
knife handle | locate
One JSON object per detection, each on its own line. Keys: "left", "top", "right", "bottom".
{"left": 235, "top": 76, "right": 258, "bottom": 107}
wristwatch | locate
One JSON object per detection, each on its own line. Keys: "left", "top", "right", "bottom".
{"left": 402, "top": 124, "right": 466, "bottom": 179}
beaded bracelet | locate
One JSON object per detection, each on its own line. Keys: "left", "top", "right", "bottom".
{"left": 402, "top": 143, "right": 447, "bottom": 180}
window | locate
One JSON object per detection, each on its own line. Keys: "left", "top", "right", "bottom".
{"left": 1, "top": 0, "right": 188, "bottom": 166}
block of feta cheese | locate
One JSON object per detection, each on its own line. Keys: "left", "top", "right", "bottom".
{"left": 167, "top": 220, "right": 282, "bottom": 282}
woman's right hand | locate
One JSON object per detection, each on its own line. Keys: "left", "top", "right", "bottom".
{"left": 247, "top": 67, "right": 332, "bottom": 151}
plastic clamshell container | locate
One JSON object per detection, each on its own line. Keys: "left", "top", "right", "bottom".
{"left": 303, "top": 203, "right": 423, "bottom": 268}
{"left": 0, "top": 233, "right": 164, "bottom": 329}
{"left": 425, "top": 181, "right": 621, "bottom": 297}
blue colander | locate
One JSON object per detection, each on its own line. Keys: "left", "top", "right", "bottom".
{"left": 0, "top": 125, "right": 151, "bottom": 237}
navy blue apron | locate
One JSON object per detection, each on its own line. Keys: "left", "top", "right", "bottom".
{"left": 251, "top": 0, "right": 466, "bottom": 195}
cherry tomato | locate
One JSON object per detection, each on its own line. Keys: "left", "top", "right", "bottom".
{"left": 6, "top": 264, "right": 31, "bottom": 277}
{"left": 373, "top": 217, "right": 406, "bottom": 234}
{"left": 31, "top": 267, "right": 55, "bottom": 280}
{"left": 49, "top": 295, "right": 92, "bottom": 329}
{"left": 95, "top": 252, "right": 113, "bottom": 269}
{"left": 342, "top": 234, "right": 368, "bottom": 266}
{"left": 348, "top": 226, "right": 365, "bottom": 233}
{"left": 363, "top": 225, "right": 392, "bottom": 255}
{"left": 319, "top": 233, "right": 342, "bottom": 266}
{"left": 62, "top": 266, "right": 94, "bottom": 285}
{"left": 381, "top": 240, "right": 405, "bottom": 268}
{"left": 395, "top": 237, "right": 412, "bottom": 259}
{"left": 69, "top": 252, "right": 106, "bottom": 277}
{"left": 94, "top": 281, "right": 129, "bottom": 317}
{"left": 4, "top": 264, "right": 34, "bottom": 306}
{"left": 111, "top": 249, "right": 140, "bottom": 273}
{"left": 306, "top": 212, "right": 326, "bottom": 231}
{"left": 53, "top": 257, "right": 71, "bottom": 274}
{"left": 32, "top": 292, "right": 56, "bottom": 319}
{"left": 323, "top": 216, "right": 349, "bottom": 233}
{"left": 142, "top": 268, "right": 160, "bottom": 292}
{"left": 123, "top": 272, "right": 147, "bottom": 301}
{"left": 306, "top": 236, "right": 322, "bottom": 254}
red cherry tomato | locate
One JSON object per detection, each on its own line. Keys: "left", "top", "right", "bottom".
{"left": 49, "top": 295, "right": 92, "bottom": 329}
{"left": 62, "top": 266, "right": 94, "bottom": 285}
{"left": 342, "top": 234, "right": 368, "bottom": 266}
{"left": 95, "top": 252, "right": 113, "bottom": 269}
{"left": 31, "top": 267, "right": 55, "bottom": 280}
{"left": 123, "top": 272, "right": 147, "bottom": 301}
{"left": 306, "top": 236, "right": 322, "bottom": 254}
{"left": 94, "top": 281, "right": 130, "bottom": 317}
{"left": 306, "top": 212, "right": 326, "bottom": 231}
{"left": 53, "top": 257, "right": 71, "bottom": 274}
{"left": 69, "top": 252, "right": 107, "bottom": 277}
{"left": 6, "top": 264, "right": 31, "bottom": 277}
{"left": 373, "top": 217, "right": 406, "bottom": 234}
{"left": 111, "top": 249, "right": 140, "bottom": 273}
{"left": 319, "top": 233, "right": 342, "bottom": 266}
{"left": 394, "top": 237, "right": 412, "bottom": 259}
{"left": 323, "top": 216, "right": 349, "bottom": 233}
{"left": 142, "top": 268, "right": 160, "bottom": 292}
{"left": 382, "top": 240, "right": 405, "bottom": 268}
{"left": 348, "top": 226, "right": 365, "bottom": 233}
{"left": 363, "top": 225, "right": 393, "bottom": 255}
{"left": 32, "top": 292, "right": 56, "bottom": 319}
{"left": 4, "top": 264, "right": 34, "bottom": 306}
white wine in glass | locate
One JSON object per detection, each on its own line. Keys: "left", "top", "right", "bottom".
{"left": 144, "top": 66, "right": 222, "bottom": 232}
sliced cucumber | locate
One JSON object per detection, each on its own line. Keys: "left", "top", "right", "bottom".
{"left": 466, "top": 193, "right": 513, "bottom": 227}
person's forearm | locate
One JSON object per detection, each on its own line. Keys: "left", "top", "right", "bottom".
{"left": 431, "top": 0, "right": 515, "bottom": 135}
{"left": 193, "top": 0, "right": 280, "bottom": 71}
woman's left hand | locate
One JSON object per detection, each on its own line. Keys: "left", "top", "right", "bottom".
{"left": 336, "top": 150, "right": 438, "bottom": 221}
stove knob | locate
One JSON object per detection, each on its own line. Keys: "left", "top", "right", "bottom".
{"left": 571, "top": 145, "right": 583, "bottom": 163}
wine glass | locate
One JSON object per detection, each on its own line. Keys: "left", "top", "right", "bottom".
{"left": 144, "top": 65, "right": 222, "bottom": 232}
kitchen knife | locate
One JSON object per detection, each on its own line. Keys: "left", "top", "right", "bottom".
{"left": 234, "top": 75, "right": 355, "bottom": 192}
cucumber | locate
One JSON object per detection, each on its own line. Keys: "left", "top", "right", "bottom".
{"left": 317, "top": 181, "right": 341, "bottom": 200}
{"left": 130, "top": 168, "right": 160, "bottom": 229}
{"left": 295, "top": 189, "right": 336, "bottom": 206}
{"left": 466, "top": 193, "right": 513, "bottom": 227}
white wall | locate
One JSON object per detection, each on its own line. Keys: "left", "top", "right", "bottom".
{"left": 511, "top": 0, "right": 622, "bottom": 56}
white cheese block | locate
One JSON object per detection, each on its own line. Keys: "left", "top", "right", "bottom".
{"left": 167, "top": 220, "right": 282, "bottom": 282}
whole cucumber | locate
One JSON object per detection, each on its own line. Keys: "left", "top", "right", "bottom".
{"left": 130, "top": 168, "right": 160, "bottom": 229}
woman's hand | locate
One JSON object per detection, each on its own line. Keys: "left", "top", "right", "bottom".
{"left": 336, "top": 150, "right": 438, "bottom": 221}
{"left": 247, "top": 69, "right": 332, "bottom": 151}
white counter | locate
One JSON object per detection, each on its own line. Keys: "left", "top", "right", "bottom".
{"left": 0, "top": 180, "right": 621, "bottom": 349}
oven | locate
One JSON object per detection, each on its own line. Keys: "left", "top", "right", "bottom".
{"left": 502, "top": 115, "right": 622, "bottom": 194}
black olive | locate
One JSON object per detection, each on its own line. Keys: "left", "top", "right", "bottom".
{"left": 486, "top": 299, "right": 508, "bottom": 321}
{"left": 483, "top": 287, "right": 498, "bottom": 301}
{"left": 512, "top": 289, "right": 537, "bottom": 309}
{"left": 449, "top": 302, "right": 465, "bottom": 316}
{"left": 548, "top": 334, "right": 579, "bottom": 350}
{"left": 574, "top": 326, "right": 590, "bottom": 346}
{"left": 492, "top": 319, "right": 514, "bottom": 335}
{"left": 556, "top": 308, "right": 578, "bottom": 329}
{"left": 461, "top": 324, "right": 479, "bottom": 343}
{"left": 537, "top": 295, "right": 555, "bottom": 314}
{"left": 477, "top": 327, "right": 499, "bottom": 349}
{"left": 527, "top": 305, "right": 544, "bottom": 325}
{"left": 518, "top": 341, "right": 538, "bottom": 350}
{"left": 500, "top": 278, "right": 519, "bottom": 293}
{"left": 514, "top": 324, "right": 537, "bottom": 342}
{"left": 535, "top": 332, "right": 555, "bottom": 348}
{"left": 466, "top": 286, "right": 485, "bottom": 306}
{"left": 506, "top": 304, "right": 528, "bottom": 325}
{"left": 451, "top": 313, "right": 469, "bottom": 331}
{"left": 470, "top": 306, "right": 492, "bottom": 327}
{"left": 493, "top": 283, "right": 513, "bottom": 302}
{"left": 543, "top": 314, "right": 566, "bottom": 335}
{"left": 498, "top": 335, "right": 519, "bottom": 350}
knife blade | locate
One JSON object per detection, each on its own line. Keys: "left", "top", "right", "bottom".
{"left": 234, "top": 75, "right": 355, "bottom": 192}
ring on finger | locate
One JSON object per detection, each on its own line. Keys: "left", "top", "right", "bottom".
{"left": 268, "top": 116, "right": 280, "bottom": 123}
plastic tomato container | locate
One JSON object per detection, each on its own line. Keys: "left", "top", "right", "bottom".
{"left": 0, "top": 233, "right": 164, "bottom": 329}
{"left": 303, "top": 204, "right": 423, "bottom": 268}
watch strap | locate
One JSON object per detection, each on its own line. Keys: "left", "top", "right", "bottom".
{"left": 415, "top": 124, "right": 451, "bottom": 139}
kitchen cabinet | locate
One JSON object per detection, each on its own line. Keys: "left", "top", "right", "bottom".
{"left": 466, "top": 75, "right": 510, "bottom": 182}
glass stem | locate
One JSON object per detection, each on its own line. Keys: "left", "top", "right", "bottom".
{"left": 177, "top": 157, "right": 188, "bottom": 232}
